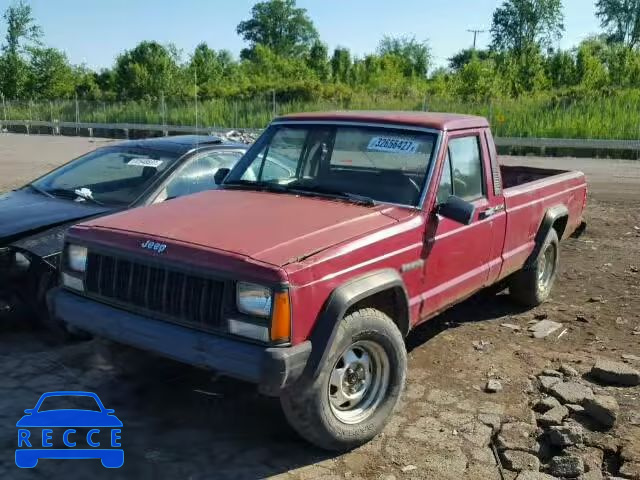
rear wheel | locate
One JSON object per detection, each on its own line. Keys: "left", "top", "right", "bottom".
{"left": 280, "top": 308, "right": 406, "bottom": 451}
{"left": 509, "top": 228, "right": 559, "bottom": 307}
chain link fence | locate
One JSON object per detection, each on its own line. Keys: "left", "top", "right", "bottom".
{"left": 3, "top": 92, "right": 640, "bottom": 149}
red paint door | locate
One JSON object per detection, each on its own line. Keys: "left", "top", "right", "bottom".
{"left": 419, "top": 130, "right": 498, "bottom": 320}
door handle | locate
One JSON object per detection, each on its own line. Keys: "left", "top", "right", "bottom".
{"left": 480, "top": 205, "right": 504, "bottom": 220}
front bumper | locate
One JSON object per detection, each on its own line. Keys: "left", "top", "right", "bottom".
{"left": 49, "top": 288, "right": 311, "bottom": 396}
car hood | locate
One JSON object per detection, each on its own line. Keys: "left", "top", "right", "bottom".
{"left": 0, "top": 189, "right": 112, "bottom": 246}
{"left": 16, "top": 410, "right": 123, "bottom": 428}
{"left": 82, "top": 190, "right": 404, "bottom": 266}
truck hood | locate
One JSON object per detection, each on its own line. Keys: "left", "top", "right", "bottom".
{"left": 82, "top": 190, "right": 402, "bottom": 266}
{"left": 0, "top": 188, "right": 112, "bottom": 246}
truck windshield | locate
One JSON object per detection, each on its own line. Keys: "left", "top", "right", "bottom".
{"left": 225, "top": 124, "right": 438, "bottom": 207}
{"left": 30, "top": 147, "right": 179, "bottom": 206}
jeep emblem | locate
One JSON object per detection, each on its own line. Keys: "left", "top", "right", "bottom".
{"left": 140, "top": 240, "right": 167, "bottom": 254}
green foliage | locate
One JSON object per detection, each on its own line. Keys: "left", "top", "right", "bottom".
{"left": 113, "top": 41, "right": 182, "bottom": 100}
{"left": 0, "top": 0, "right": 41, "bottom": 98}
{"left": 377, "top": 35, "right": 431, "bottom": 77}
{"left": 491, "top": 0, "right": 564, "bottom": 52}
{"left": 306, "top": 40, "right": 330, "bottom": 81}
{"left": 595, "top": 0, "right": 640, "bottom": 47}
{"left": 26, "top": 47, "right": 75, "bottom": 99}
{"left": 448, "top": 49, "right": 491, "bottom": 72}
{"left": 236, "top": 0, "right": 318, "bottom": 59}
{"left": 7, "top": 0, "right": 640, "bottom": 141}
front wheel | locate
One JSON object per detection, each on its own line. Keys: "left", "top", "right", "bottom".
{"left": 280, "top": 308, "right": 406, "bottom": 451}
{"left": 509, "top": 228, "right": 559, "bottom": 307}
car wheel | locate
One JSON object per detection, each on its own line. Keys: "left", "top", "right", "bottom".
{"left": 280, "top": 308, "right": 406, "bottom": 451}
{"left": 509, "top": 228, "right": 559, "bottom": 307}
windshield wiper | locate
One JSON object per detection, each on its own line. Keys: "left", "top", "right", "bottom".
{"left": 224, "top": 180, "right": 377, "bottom": 206}
{"left": 28, "top": 183, "right": 55, "bottom": 199}
{"left": 286, "top": 183, "right": 377, "bottom": 206}
{"left": 222, "top": 180, "right": 290, "bottom": 194}
{"left": 46, "top": 188, "right": 106, "bottom": 206}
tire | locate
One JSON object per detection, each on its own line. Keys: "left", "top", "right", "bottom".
{"left": 509, "top": 228, "right": 559, "bottom": 307}
{"left": 280, "top": 308, "right": 406, "bottom": 451}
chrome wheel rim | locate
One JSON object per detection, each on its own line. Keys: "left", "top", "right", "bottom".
{"left": 327, "top": 340, "right": 390, "bottom": 425}
{"left": 537, "top": 243, "right": 557, "bottom": 290}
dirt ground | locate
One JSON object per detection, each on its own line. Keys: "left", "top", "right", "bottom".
{"left": 0, "top": 134, "right": 638, "bottom": 480}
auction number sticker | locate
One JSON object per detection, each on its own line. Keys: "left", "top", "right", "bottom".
{"left": 367, "top": 137, "right": 420, "bottom": 154}
{"left": 127, "top": 158, "right": 164, "bottom": 168}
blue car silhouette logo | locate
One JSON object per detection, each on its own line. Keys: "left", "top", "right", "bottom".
{"left": 15, "top": 391, "right": 123, "bottom": 468}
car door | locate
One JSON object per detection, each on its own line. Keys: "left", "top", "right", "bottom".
{"left": 420, "top": 130, "right": 495, "bottom": 318}
{"left": 151, "top": 150, "right": 244, "bottom": 203}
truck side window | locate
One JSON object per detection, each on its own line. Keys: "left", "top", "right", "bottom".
{"left": 436, "top": 151, "right": 453, "bottom": 205}
{"left": 448, "top": 136, "right": 484, "bottom": 201}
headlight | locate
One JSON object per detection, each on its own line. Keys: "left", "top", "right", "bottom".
{"left": 67, "top": 245, "right": 88, "bottom": 273}
{"left": 14, "top": 252, "right": 31, "bottom": 271}
{"left": 236, "top": 282, "right": 272, "bottom": 317}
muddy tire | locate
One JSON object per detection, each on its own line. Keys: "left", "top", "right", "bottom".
{"left": 509, "top": 228, "right": 559, "bottom": 307}
{"left": 280, "top": 308, "right": 406, "bottom": 451}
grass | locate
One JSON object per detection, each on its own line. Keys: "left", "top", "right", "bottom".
{"left": 4, "top": 90, "right": 640, "bottom": 139}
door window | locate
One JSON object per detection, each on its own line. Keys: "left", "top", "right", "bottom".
{"left": 157, "top": 151, "right": 242, "bottom": 202}
{"left": 442, "top": 136, "right": 485, "bottom": 202}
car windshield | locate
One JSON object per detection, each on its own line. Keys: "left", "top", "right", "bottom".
{"left": 38, "top": 395, "right": 102, "bottom": 412}
{"left": 31, "top": 147, "right": 179, "bottom": 206}
{"left": 225, "top": 124, "right": 438, "bottom": 207}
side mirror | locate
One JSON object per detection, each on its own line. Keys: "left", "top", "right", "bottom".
{"left": 105, "top": 409, "right": 115, "bottom": 414}
{"left": 437, "top": 196, "right": 475, "bottom": 225}
{"left": 24, "top": 409, "right": 34, "bottom": 414}
{"left": 214, "top": 168, "right": 231, "bottom": 185}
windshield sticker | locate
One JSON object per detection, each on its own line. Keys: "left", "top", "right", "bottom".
{"left": 367, "top": 137, "right": 420, "bottom": 154}
{"left": 127, "top": 158, "right": 164, "bottom": 168}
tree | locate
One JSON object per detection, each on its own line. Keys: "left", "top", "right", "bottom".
{"left": 490, "top": 0, "right": 564, "bottom": 52}
{"left": 595, "top": 0, "right": 640, "bottom": 48}
{"left": 26, "top": 47, "right": 74, "bottom": 99}
{"left": 377, "top": 35, "right": 431, "bottom": 77}
{"left": 0, "top": 0, "right": 42, "bottom": 98}
{"left": 448, "top": 48, "right": 491, "bottom": 72}
{"left": 188, "top": 43, "right": 236, "bottom": 85}
{"left": 113, "top": 41, "right": 181, "bottom": 100}
{"left": 545, "top": 49, "right": 578, "bottom": 87}
{"left": 307, "top": 40, "right": 330, "bottom": 80}
{"left": 331, "top": 47, "right": 351, "bottom": 83}
{"left": 236, "top": 0, "right": 318, "bottom": 59}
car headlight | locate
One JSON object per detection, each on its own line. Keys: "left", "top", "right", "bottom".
{"left": 67, "top": 245, "right": 88, "bottom": 273}
{"left": 236, "top": 282, "right": 272, "bottom": 317}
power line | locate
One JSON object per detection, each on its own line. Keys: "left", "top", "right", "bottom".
{"left": 467, "top": 29, "right": 487, "bottom": 50}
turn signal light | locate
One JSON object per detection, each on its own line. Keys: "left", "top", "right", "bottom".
{"left": 271, "top": 291, "right": 291, "bottom": 342}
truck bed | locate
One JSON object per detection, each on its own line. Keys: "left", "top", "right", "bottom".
{"left": 500, "top": 165, "right": 571, "bottom": 189}
{"left": 497, "top": 163, "right": 587, "bottom": 281}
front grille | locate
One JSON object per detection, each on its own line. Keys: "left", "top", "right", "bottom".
{"left": 85, "top": 252, "right": 225, "bottom": 329}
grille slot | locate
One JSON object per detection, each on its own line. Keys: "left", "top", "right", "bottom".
{"left": 85, "top": 252, "right": 224, "bottom": 329}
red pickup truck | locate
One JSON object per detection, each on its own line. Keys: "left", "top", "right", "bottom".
{"left": 50, "top": 112, "right": 587, "bottom": 450}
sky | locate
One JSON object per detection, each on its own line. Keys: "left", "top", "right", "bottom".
{"left": 1, "top": 0, "right": 601, "bottom": 70}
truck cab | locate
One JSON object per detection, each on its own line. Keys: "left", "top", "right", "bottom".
{"left": 50, "top": 112, "right": 587, "bottom": 451}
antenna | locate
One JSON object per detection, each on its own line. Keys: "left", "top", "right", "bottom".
{"left": 467, "top": 29, "right": 486, "bottom": 50}
{"left": 194, "top": 67, "right": 199, "bottom": 148}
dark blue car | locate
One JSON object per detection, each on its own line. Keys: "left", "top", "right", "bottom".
{"left": 16, "top": 391, "right": 123, "bottom": 468}
{"left": 0, "top": 136, "right": 248, "bottom": 334}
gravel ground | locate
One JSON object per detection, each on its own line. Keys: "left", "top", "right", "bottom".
{"left": 0, "top": 133, "right": 638, "bottom": 480}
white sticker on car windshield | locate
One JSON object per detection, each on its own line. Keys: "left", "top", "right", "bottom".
{"left": 367, "top": 137, "right": 420, "bottom": 154}
{"left": 127, "top": 158, "right": 164, "bottom": 168}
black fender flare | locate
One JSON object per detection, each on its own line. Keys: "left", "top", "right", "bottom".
{"left": 305, "top": 268, "right": 409, "bottom": 380}
{"left": 526, "top": 205, "right": 568, "bottom": 268}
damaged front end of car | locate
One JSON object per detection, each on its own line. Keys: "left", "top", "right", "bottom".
{"left": 0, "top": 229, "right": 64, "bottom": 325}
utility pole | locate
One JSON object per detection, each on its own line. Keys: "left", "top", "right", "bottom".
{"left": 467, "top": 29, "right": 486, "bottom": 50}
